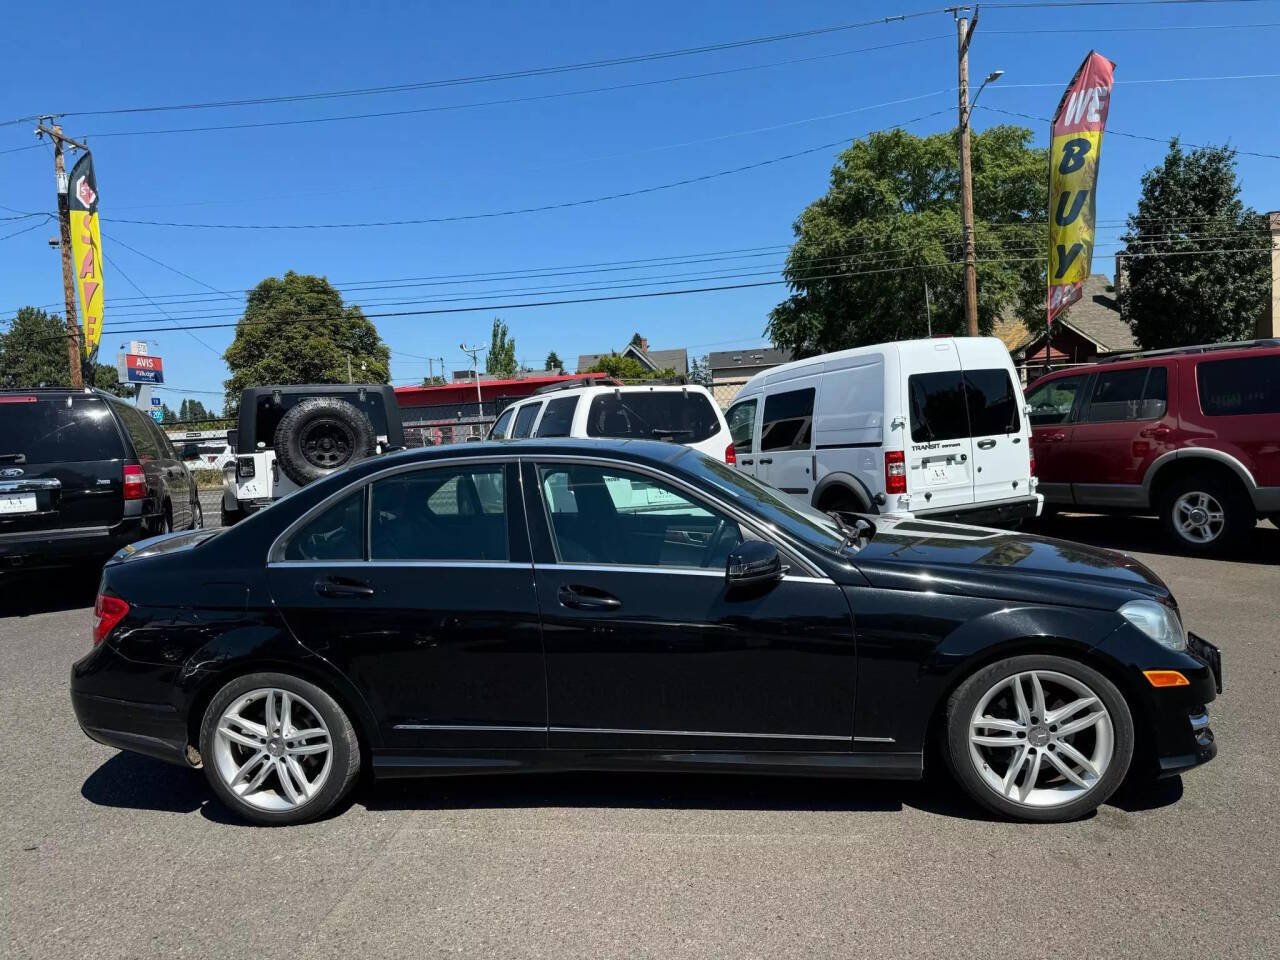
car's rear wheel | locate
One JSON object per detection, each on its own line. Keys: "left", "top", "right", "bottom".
{"left": 1159, "top": 471, "right": 1254, "bottom": 554}
{"left": 199, "top": 673, "right": 360, "bottom": 826}
{"left": 944, "top": 654, "right": 1133, "bottom": 822}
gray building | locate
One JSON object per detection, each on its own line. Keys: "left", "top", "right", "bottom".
{"left": 707, "top": 346, "right": 791, "bottom": 384}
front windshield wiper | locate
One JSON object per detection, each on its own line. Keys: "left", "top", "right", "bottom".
{"left": 650, "top": 427, "right": 693, "bottom": 438}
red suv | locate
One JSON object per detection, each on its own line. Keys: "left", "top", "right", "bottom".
{"left": 1026, "top": 340, "right": 1280, "bottom": 553}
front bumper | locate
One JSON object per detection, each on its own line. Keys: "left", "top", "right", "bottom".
{"left": 0, "top": 517, "right": 148, "bottom": 569}
{"left": 914, "top": 493, "right": 1042, "bottom": 527}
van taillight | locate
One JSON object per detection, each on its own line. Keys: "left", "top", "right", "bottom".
{"left": 93, "top": 594, "right": 129, "bottom": 646}
{"left": 885, "top": 450, "right": 907, "bottom": 494}
{"left": 122, "top": 464, "right": 146, "bottom": 500}
{"left": 725, "top": 442, "right": 736, "bottom": 465}
{"left": 1029, "top": 451, "right": 1037, "bottom": 477}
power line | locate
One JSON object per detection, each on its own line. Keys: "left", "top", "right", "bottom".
{"left": 0, "top": 9, "right": 944, "bottom": 127}
{"left": 0, "top": 216, "right": 52, "bottom": 242}
{"left": 101, "top": 251, "right": 223, "bottom": 355}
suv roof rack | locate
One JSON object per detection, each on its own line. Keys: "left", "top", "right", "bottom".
{"left": 1097, "top": 338, "right": 1280, "bottom": 364}
{"left": 531, "top": 377, "right": 620, "bottom": 394}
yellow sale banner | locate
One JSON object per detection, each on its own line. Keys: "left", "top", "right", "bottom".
{"left": 67, "top": 153, "right": 104, "bottom": 364}
{"left": 1048, "top": 52, "right": 1115, "bottom": 325}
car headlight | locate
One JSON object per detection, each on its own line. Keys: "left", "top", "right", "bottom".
{"left": 1119, "top": 599, "right": 1186, "bottom": 652}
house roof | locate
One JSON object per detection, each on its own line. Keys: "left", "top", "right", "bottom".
{"left": 577, "top": 344, "right": 688, "bottom": 375}
{"left": 1007, "top": 274, "right": 1137, "bottom": 355}
{"left": 707, "top": 346, "right": 792, "bottom": 371}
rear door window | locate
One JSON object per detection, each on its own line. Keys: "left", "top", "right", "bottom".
{"left": 1025, "top": 375, "right": 1085, "bottom": 426}
{"left": 725, "top": 398, "right": 757, "bottom": 453}
{"left": 908, "top": 372, "right": 969, "bottom": 442}
{"left": 371, "top": 466, "right": 506, "bottom": 561}
{"left": 534, "top": 396, "right": 578, "bottom": 437}
{"left": 282, "top": 491, "right": 365, "bottom": 562}
{"left": 0, "top": 395, "right": 125, "bottom": 463}
{"left": 1083, "top": 368, "right": 1147, "bottom": 422}
{"left": 585, "top": 391, "right": 718, "bottom": 443}
{"left": 760, "top": 388, "right": 815, "bottom": 451}
{"left": 963, "top": 369, "right": 1020, "bottom": 435}
{"left": 510, "top": 403, "right": 542, "bottom": 438}
{"left": 1197, "top": 355, "right": 1280, "bottom": 416}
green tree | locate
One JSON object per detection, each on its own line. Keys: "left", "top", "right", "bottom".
{"left": 1118, "top": 139, "right": 1271, "bottom": 349}
{"left": 767, "top": 126, "right": 1047, "bottom": 357}
{"left": 687, "top": 354, "right": 712, "bottom": 386}
{"left": 545, "top": 350, "right": 563, "bottom": 372}
{"left": 628, "top": 332, "right": 645, "bottom": 349}
{"left": 421, "top": 375, "right": 446, "bottom": 386}
{"left": 223, "top": 272, "right": 390, "bottom": 413}
{"left": 584, "top": 352, "right": 676, "bottom": 381}
{"left": 159, "top": 403, "right": 177, "bottom": 424}
{"left": 0, "top": 306, "right": 129, "bottom": 394}
{"left": 485, "top": 317, "right": 517, "bottom": 378}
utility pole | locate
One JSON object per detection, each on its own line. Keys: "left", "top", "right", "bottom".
{"left": 953, "top": 9, "right": 980, "bottom": 337}
{"left": 460, "top": 343, "right": 484, "bottom": 408}
{"left": 37, "top": 120, "right": 89, "bottom": 387}
{"left": 923, "top": 278, "right": 933, "bottom": 337}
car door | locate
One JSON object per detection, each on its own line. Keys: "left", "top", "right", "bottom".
{"left": 526, "top": 458, "right": 856, "bottom": 751}
{"left": 755, "top": 384, "right": 817, "bottom": 500}
{"left": 1069, "top": 363, "right": 1174, "bottom": 507}
{"left": 724, "top": 396, "right": 760, "bottom": 475}
{"left": 1025, "top": 373, "right": 1087, "bottom": 503}
{"left": 959, "top": 366, "right": 1029, "bottom": 504}
{"left": 266, "top": 460, "right": 547, "bottom": 750}
{"left": 902, "top": 340, "right": 975, "bottom": 512}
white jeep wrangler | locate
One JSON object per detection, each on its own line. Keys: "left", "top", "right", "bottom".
{"left": 221, "top": 384, "right": 404, "bottom": 525}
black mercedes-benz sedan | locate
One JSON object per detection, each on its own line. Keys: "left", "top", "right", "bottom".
{"left": 71, "top": 439, "right": 1221, "bottom": 825}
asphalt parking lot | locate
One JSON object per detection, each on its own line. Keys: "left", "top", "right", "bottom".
{"left": 1, "top": 513, "right": 1277, "bottom": 960}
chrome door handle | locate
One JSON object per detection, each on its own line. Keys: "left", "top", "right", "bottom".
{"left": 976, "top": 439, "right": 997, "bottom": 450}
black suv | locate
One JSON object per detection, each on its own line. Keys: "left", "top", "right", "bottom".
{"left": 0, "top": 388, "right": 201, "bottom": 570}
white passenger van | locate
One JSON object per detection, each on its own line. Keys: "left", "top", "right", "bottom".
{"left": 725, "top": 337, "right": 1041, "bottom": 525}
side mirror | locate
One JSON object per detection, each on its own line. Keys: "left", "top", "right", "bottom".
{"left": 726, "top": 539, "right": 786, "bottom": 586}
{"left": 226, "top": 429, "right": 238, "bottom": 451}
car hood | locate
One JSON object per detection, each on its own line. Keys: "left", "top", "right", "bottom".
{"left": 847, "top": 516, "right": 1171, "bottom": 610}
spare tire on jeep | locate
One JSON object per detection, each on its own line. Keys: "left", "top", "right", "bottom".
{"left": 273, "top": 397, "right": 376, "bottom": 486}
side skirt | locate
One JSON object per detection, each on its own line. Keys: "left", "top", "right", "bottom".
{"left": 371, "top": 748, "right": 923, "bottom": 781}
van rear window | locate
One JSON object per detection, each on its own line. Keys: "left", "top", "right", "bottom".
{"left": 0, "top": 396, "right": 125, "bottom": 463}
{"left": 586, "top": 391, "right": 718, "bottom": 443}
{"left": 908, "top": 369, "right": 1021, "bottom": 442}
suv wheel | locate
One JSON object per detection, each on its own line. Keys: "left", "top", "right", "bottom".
{"left": 944, "top": 654, "right": 1134, "bottom": 822}
{"left": 199, "top": 672, "right": 361, "bottom": 826}
{"left": 1160, "top": 471, "right": 1254, "bottom": 553}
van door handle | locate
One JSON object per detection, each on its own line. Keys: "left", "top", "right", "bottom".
{"left": 740, "top": 458, "right": 753, "bottom": 466}
{"left": 558, "top": 585, "right": 621, "bottom": 611}
{"left": 758, "top": 457, "right": 773, "bottom": 465}
{"left": 976, "top": 439, "right": 997, "bottom": 450}
{"left": 314, "top": 576, "right": 375, "bottom": 599}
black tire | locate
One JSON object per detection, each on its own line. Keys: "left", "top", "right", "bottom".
{"left": 220, "top": 502, "right": 243, "bottom": 527}
{"left": 198, "top": 672, "right": 361, "bottom": 826}
{"left": 273, "top": 397, "right": 376, "bottom": 487}
{"left": 1158, "top": 469, "right": 1255, "bottom": 555}
{"left": 815, "top": 486, "right": 870, "bottom": 517}
{"left": 943, "top": 654, "right": 1134, "bottom": 823}
{"left": 191, "top": 499, "right": 204, "bottom": 530}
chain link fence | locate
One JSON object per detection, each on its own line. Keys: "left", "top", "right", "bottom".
{"left": 709, "top": 378, "right": 749, "bottom": 410}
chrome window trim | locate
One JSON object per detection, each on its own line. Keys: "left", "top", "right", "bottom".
{"left": 270, "top": 559, "right": 530, "bottom": 570}
{"left": 267, "top": 454, "right": 517, "bottom": 564}
{"left": 393, "top": 723, "right": 544, "bottom": 733}
{"left": 528, "top": 454, "right": 829, "bottom": 580}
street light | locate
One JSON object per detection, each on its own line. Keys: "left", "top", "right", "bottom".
{"left": 972, "top": 69, "right": 1004, "bottom": 108}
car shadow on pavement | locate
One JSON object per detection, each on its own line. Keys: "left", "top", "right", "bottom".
{"left": 81, "top": 751, "right": 210, "bottom": 816}
{"left": 0, "top": 564, "right": 101, "bottom": 617}
{"left": 1025, "top": 513, "right": 1279, "bottom": 565}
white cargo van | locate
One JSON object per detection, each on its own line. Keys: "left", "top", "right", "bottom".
{"left": 725, "top": 337, "right": 1041, "bottom": 525}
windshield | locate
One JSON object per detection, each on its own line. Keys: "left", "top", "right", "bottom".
{"left": 586, "top": 390, "right": 719, "bottom": 443}
{"left": 675, "top": 448, "right": 849, "bottom": 554}
{"left": 0, "top": 395, "right": 125, "bottom": 463}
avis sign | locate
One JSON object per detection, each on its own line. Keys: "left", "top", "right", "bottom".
{"left": 122, "top": 353, "right": 165, "bottom": 384}
{"left": 1047, "top": 51, "right": 1115, "bottom": 325}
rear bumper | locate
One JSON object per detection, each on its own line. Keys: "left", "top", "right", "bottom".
{"left": 0, "top": 517, "right": 147, "bottom": 568}
{"left": 914, "top": 494, "right": 1042, "bottom": 526}
{"left": 70, "top": 646, "right": 190, "bottom": 767}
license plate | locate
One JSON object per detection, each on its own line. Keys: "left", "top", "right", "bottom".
{"left": 927, "top": 464, "right": 952, "bottom": 484}
{"left": 1187, "top": 632, "right": 1223, "bottom": 693}
{"left": 0, "top": 493, "right": 37, "bottom": 514}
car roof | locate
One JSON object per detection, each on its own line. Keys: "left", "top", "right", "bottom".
{"left": 368, "top": 436, "right": 694, "bottom": 469}
{"left": 510, "top": 383, "right": 712, "bottom": 404}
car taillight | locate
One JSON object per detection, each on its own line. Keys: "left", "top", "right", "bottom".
{"left": 1028, "top": 451, "right": 1037, "bottom": 477}
{"left": 885, "top": 450, "right": 907, "bottom": 495}
{"left": 237, "top": 456, "right": 255, "bottom": 479}
{"left": 122, "top": 463, "right": 147, "bottom": 500}
{"left": 725, "top": 442, "right": 736, "bottom": 465}
{"left": 93, "top": 594, "right": 129, "bottom": 646}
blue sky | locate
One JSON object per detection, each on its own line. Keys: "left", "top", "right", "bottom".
{"left": 2, "top": 1, "right": 1277, "bottom": 411}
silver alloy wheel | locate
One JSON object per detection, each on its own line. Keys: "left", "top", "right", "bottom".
{"left": 212, "top": 688, "right": 333, "bottom": 812}
{"left": 1173, "top": 490, "right": 1225, "bottom": 544}
{"left": 968, "top": 670, "right": 1114, "bottom": 809}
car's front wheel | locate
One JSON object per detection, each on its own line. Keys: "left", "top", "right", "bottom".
{"left": 944, "top": 655, "right": 1134, "bottom": 822}
{"left": 199, "top": 673, "right": 361, "bottom": 826}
